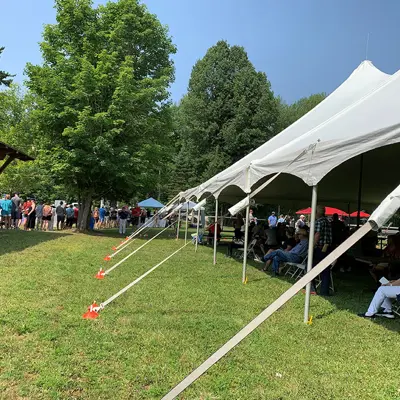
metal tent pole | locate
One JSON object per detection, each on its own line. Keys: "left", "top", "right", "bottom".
{"left": 185, "top": 202, "right": 189, "bottom": 244}
{"left": 242, "top": 195, "right": 250, "bottom": 283}
{"left": 213, "top": 198, "right": 219, "bottom": 265}
{"left": 176, "top": 207, "right": 181, "bottom": 240}
{"left": 356, "top": 154, "right": 364, "bottom": 228}
{"left": 195, "top": 208, "right": 200, "bottom": 252}
{"left": 303, "top": 185, "right": 318, "bottom": 323}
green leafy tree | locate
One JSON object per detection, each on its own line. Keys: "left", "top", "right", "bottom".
{"left": 170, "top": 40, "right": 278, "bottom": 191}
{"left": 25, "top": 0, "right": 176, "bottom": 229}
{"left": 276, "top": 93, "right": 326, "bottom": 132}
{"left": 0, "top": 47, "right": 13, "bottom": 87}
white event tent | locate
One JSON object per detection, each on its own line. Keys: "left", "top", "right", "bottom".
{"left": 181, "top": 60, "right": 393, "bottom": 203}
{"left": 173, "top": 60, "right": 400, "bottom": 323}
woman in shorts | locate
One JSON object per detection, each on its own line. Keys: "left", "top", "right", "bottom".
{"left": 42, "top": 202, "right": 52, "bottom": 231}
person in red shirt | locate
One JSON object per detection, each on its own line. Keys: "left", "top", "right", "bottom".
{"left": 73, "top": 206, "right": 79, "bottom": 227}
{"left": 22, "top": 199, "right": 32, "bottom": 230}
{"left": 131, "top": 203, "right": 141, "bottom": 228}
{"left": 207, "top": 220, "right": 222, "bottom": 245}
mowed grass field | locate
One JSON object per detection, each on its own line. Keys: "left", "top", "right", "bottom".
{"left": 1, "top": 228, "right": 400, "bottom": 400}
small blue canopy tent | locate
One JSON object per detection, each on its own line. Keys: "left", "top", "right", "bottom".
{"left": 138, "top": 197, "right": 165, "bottom": 208}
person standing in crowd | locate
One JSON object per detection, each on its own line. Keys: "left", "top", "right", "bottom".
{"left": 110, "top": 207, "right": 117, "bottom": 228}
{"left": 131, "top": 203, "right": 141, "bottom": 229}
{"left": 118, "top": 206, "right": 129, "bottom": 235}
{"left": 248, "top": 209, "right": 255, "bottom": 224}
{"left": 93, "top": 207, "right": 99, "bottom": 229}
{"left": 140, "top": 208, "right": 147, "bottom": 226}
{"left": 313, "top": 205, "right": 333, "bottom": 296}
{"left": 331, "top": 213, "right": 346, "bottom": 247}
{"left": 234, "top": 213, "right": 244, "bottom": 239}
{"left": 278, "top": 214, "right": 285, "bottom": 224}
{"left": 56, "top": 201, "right": 66, "bottom": 230}
{"left": 11, "top": 193, "right": 21, "bottom": 228}
{"left": 98, "top": 205, "right": 106, "bottom": 229}
{"left": 22, "top": 198, "right": 32, "bottom": 230}
{"left": 42, "top": 202, "right": 52, "bottom": 231}
{"left": 35, "top": 201, "right": 44, "bottom": 230}
{"left": 296, "top": 214, "right": 306, "bottom": 231}
{"left": 73, "top": 204, "right": 79, "bottom": 227}
{"left": 268, "top": 211, "right": 277, "bottom": 228}
{"left": 27, "top": 198, "right": 36, "bottom": 231}
{"left": 1, "top": 194, "right": 13, "bottom": 229}
{"left": 104, "top": 207, "right": 110, "bottom": 228}
{"left": 65, "top": 204, "right": 75, "bottom": 228}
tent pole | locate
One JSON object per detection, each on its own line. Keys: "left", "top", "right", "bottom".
{"left": 242, "top": 195, "right": 250, "bottom": 283}
{"left": 185, "top": 202, "right": 189, "bottom": 244}
{"left": 213, "top": 198, "right": 219, "bottom": 265}
{"left": 195, "top": 208, "right": 200, "bottom": 252}
{"left": 357, "top": 154, "right": 364, "bottom": 228}
{"left": 176, "top": 208, "right": 181, "bottom": 240}
{"left": 304, "top": 185, "right": 318, "bottom": 323}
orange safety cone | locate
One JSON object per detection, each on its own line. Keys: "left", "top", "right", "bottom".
{"left": 95, "top": 268, "right": 105, "bottom": 280}
{"left": 112, "top": 246, "right": 117, "bottom": 251}
{"left": 104, "top": 255, "right": 111, "bottom": 261}
{"left": 82, "top": 302, "right": 100, "bottom": 319}
{"left": 125, "top": 236, "right": 129, "bottom": 240}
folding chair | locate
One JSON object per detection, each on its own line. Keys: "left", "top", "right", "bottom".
{"left": 236, "top": 239, "right": 257, "bottom": 260}
{"left": 393, "top": 294, "right": 400, "bottom": 318}
{"left": 315, "top": 260, "right": 337, "bottom": 293}
{"left": 284, "top": 256, "right": 308, "bottom": 280}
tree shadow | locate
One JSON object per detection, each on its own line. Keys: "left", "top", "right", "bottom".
{"left": 212, "top": 243, "right": 400, "bottom": 333}
{"left": 0, "top": 230, "right": 69, "bottom": 256}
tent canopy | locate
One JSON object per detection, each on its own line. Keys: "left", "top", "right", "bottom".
{"left": 138, "top": 197, "right": 165, "bottom": 208}
{"left": 296, "top": 207, "right": 348, "bottom": 216}
{"left": 176, "top": 201, "right": 198, "bottom": 211}
{"left": 192, "top": 61, "right": 392, "bottom": 201}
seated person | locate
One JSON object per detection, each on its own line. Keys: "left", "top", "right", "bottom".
{"left": 276, "top": 222, "right": 287, "bottom": 246}
{"left": 282, "top": 227, "right": 297, "bottom": 251}
{"left": 207, "top": 221, "right": 222, "bottom": 244}
{"left": 370, "top": 235, "right": 400, "bottom": 283}
{"left": 358, "top": 277, "right": 400, "bottom": 319}
{"left": 262, "top": 229, "right": 309, "bottom": 275}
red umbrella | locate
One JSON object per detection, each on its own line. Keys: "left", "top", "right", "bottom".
{"left": 350, "top": 211, "right": 370, "bottom": 218}
{"left": 296, "top": 207, "right": 349, "bottom": 216}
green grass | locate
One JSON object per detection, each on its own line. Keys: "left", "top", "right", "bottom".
{"left": 1, "top": 228, "right": 400, "bottom": 399}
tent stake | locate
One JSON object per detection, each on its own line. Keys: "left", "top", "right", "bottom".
{"left": 304, "top": 185, "right": 318, "bottom": 323}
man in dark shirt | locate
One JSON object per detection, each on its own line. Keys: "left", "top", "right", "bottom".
{"left": 313, "top": 205, "right": 333, "bottom": 295}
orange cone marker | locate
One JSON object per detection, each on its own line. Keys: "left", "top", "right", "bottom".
{"left": 104, "top": 255, "right": 111, "bottom": 261}
{"left": 82, "top": 302, "right": 100, "bottom": 319}
{"left": 112, "top": 246, "right": 117, "bottom": 251}
{"left": 95, "top": 268, "right": 105, "bottom": 280}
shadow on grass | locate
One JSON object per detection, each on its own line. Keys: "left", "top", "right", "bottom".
{"left": 210, "top": 243, "right": 400, "bottom": 333}
{"left": 0, "top": 230, "right": 69, "bottom": 256}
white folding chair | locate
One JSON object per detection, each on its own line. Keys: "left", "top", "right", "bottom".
{"left": 236, "top": 239, "right": 257, "bottom": 260}
{"left": 315, "top": 260, "right": 337, "bottom": 293}
{"left": 284, "top": 256, "right": 308, "bottom": 280}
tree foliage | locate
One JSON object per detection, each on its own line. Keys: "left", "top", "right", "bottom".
{"left": 168, "top": 41, "right": 279, "bottom": 193}
{"left": 0, "top": 47, "right": 13, "bottom": 87}
{"left": 25, "top": 0, "right": 176, "bottom": 228}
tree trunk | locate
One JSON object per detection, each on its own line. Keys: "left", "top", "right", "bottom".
{"left": 77, "top": 194, "right": 92, "bottom": 231}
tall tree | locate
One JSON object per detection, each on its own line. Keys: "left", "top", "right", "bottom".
{"left": 0, "top": 47, "right": 13, "bottom": 87}
{"left": 25, "top": 0, "right": 176, "bottom": 229}
{"left": 276, "top": 93, "right": 326, "bottom": 132}
{"left": 170, "top": 41, "right": 278, "bottom": 192}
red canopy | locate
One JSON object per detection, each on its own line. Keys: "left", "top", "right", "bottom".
{"left": 296, "top": 207, "right": 349, "bottom": 216}
{"left": 349, "top": 211, "right": 370, "bottom": 217}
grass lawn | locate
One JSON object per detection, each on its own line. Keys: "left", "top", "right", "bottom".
{"left": 1, "top": 228, "right": 400, "bottom": 399}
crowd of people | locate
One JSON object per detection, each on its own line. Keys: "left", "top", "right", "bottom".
{"left": 0, "top": 194, "right": 76, "bottom": 231}
{"left": 0, "top": 194, "right": 159, "bottom": 234}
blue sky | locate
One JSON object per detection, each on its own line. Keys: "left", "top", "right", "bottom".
{"left": 1, "top": 0, "right": 400, "bottom": 104}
